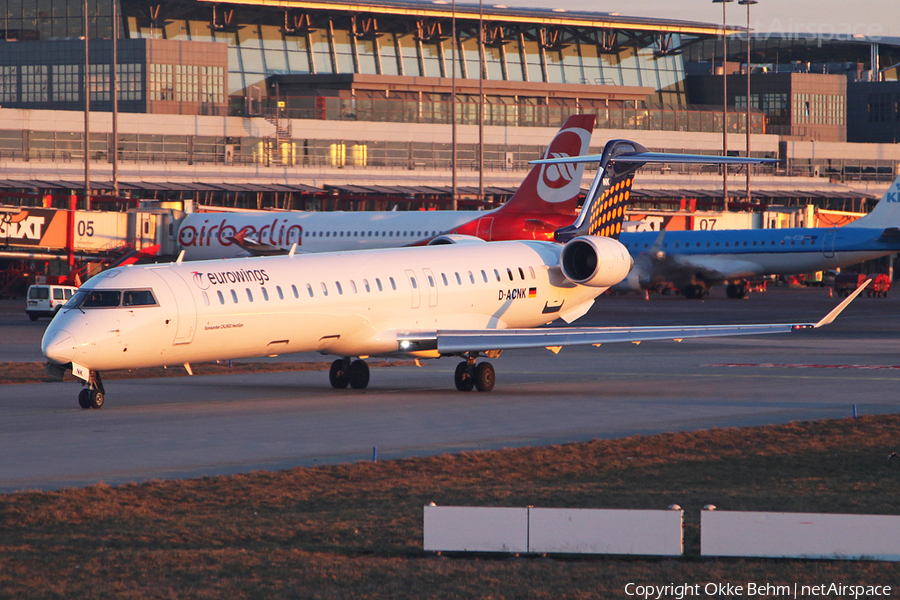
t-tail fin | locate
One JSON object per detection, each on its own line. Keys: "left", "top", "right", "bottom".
{"left": 497, "top": 114, "right": 596, "bottom": 216}
{"left": 538, "top": 140, "right": 780, "bottom": 242}
{"left": 845, "top": 174, "right": 900, "bottom": 229}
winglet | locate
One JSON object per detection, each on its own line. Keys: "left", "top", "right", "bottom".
{"left": 813, "top": 279, "right": 871, "bottom": 328}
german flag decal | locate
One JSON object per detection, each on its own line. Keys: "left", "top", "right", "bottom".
{"left": 528, "top": 287, "right": 537, "bottom": 298}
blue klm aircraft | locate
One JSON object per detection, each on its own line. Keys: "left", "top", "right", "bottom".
{"left": 536, "top": 145, "right": 900, "bottom": 299}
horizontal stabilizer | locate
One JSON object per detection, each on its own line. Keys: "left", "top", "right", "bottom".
{"left": 532, "top": 152, "right": 779, "bottom": 166}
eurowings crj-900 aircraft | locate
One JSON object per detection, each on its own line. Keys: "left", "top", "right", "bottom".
{"left": 177, "top": 114, "right": 596, "bottom": 260}
{"left": 42, "top": 142, "right": 867, "bottom": 409}
{"left": 609, "top": 174, "right": 900, "bottom": 299}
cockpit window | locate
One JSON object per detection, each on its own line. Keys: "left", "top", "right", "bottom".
{"left": 67, "top": 289, "right": 157, "bottom": 309}
{"left": 123, "top": 290, "right": 156, "bottom": 306}
{"left": 83, "top": 291, "right": 122, "bottom": 307}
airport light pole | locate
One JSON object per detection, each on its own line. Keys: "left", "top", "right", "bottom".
{"left": 451, "top": 0, "right": 457, "bottom": 210}
{"left": 739, "top": 0, "right": 757, "bottom": 205}
{"left": 83, "top": 0, "right": 90, "bottom": 209}
{"left": 112, "top": 0, "right": 119, "bottom": 197}
{"left": 713, "top": 0, "right": 733, "bottom": 212}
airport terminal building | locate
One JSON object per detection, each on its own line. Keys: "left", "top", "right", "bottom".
{"left": 0, "top": 0, "right": 896, "bottom": 192}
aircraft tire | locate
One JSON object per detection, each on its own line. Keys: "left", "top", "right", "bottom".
{"left": 454, "top": 362, "right": 475, "bottom": 392}
{"left": 89, "top": 389, "right": 104, "bottom": 409}
{"left": 474, "top": 362, "right": 495, "bottom": 392}
{"left": 348, "top": 359, "right": 370, "bottom": 389}
{"left": 78, "top": 388, "right": 91, "bottom": 409}
{"left": 329, "top": 359, "right": 349, "bottom": 389}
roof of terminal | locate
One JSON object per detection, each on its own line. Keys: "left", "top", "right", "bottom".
{"left": 202, "top": 0, "right": 731, "bottom": 35}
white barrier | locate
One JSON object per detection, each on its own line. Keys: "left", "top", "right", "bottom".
{"left": 423, "top": 505, "right": 683, "bottom": 556}
{"left": 701, "top": 510, "right": 900, "bottom": 561}
{"left": 423, "top": 506, "right": 528, "bottom": 553}
{"left": 529, "top": 507, "right": 683, "bottom": 556}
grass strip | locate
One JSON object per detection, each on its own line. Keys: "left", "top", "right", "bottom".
{"left": 2, "top": 415, "right": 900, "bottom": 598}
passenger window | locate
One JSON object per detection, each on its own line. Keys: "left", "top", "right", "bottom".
{"left": 389, "top": 277, "right": 396, "bottom": 290}
{"left": 335, "top": 282, "right": 342, "bottom": 295}
{"left": 363, "top": 279, "right": 371, "bottom": 292}
{"left": 411, "top": 278, "right": 418, "bottom": 289}
{"left": 428, "top": 275, "right": 435, "bottom": 287}
{"left": 518, "top": 268, "right": 525, "bottom": 280}
{"left": 455, "top": 272, "right": 462, "bottom": 285}
{"left": 307, "top": 284, "right": 314, "bottom": 297}
{"left": 246, "top": 288, "right": 254, "bottom": 302}
{"left": 441, "top": 273, "right": 448, "bottom": 286}
{"left": 276, "top": 286, "right": 284, "bottom": 300}
{"left": 468, "top": 271, "right": 475, "bottom": 284}
{"left": 292, "top": 285, "right": 299, "bottom": 298}
{"left": 230, "top": 290, "right": 238, "bottom": 303}
{"left": 481, "top": 270, "right": 488, "bottom": 283}
{"left": 217, "top": 290, "right": 225, "bottom": 305}
{"left": 202, "top": 292, "right": 210, "bottom": 306}
{"left": 506, "top": 268, "right": 513, "bottom": 281}
{"left": 494, "top": 269, "right": 501, "bottom": 282}
{"left": 262, "top": 288, "right": 269, "bottom": 301}
{"left": 529, "top": 267, "right": 536, "bottom": 279}
{"left": 321, "top": 282, "right": 328, "bottom": 296}
{"left": 376, "top": 278, "right": 383, "bottom": 291}
{"left": 350, "top": 280, "right": 358, "bottom": 293}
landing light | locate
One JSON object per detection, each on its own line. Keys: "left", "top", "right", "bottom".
{"left": 400, "top": 341, "right": 412, "bottom": 349}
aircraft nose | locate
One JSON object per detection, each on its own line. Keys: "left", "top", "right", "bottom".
{"left": 42, "top": 329, "right": 77, "bottom": 364}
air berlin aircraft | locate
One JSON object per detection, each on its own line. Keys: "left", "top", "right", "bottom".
{"left": 177, "top": 114, "right": 597, "bottom": 259}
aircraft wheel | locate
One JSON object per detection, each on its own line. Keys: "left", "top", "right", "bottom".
{"left": 78, "top": 388, "right": 91, "bottom": 409}
{"left": 474, "top": 362, "right": 495, "bottom": 392}
{"left": 89, "top": 389, "right": 104, "bottom": 409}
{"left": 454, "top": 362, "right": 475, "bottom": 392}
{"left": 329, "top": 359, "right": 349, "bottom": 389}
{"left": 348, "top": 359, "right": 370, "bottom": 389}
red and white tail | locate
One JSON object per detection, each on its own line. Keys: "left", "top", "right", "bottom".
{"left": 498, "top": 114, "right": 595, "bottom": 215}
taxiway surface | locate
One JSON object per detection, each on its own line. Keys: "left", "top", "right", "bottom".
{"left": 2, "top": 287, "right": 898, "bottom": 493}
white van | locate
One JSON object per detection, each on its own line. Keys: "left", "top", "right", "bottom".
{"left": 26, "top": 284, "right": 79, "bottom": 321}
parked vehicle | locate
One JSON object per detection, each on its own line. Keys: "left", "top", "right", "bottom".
{"left": 25, "top": 284, "right": 79, "bottom": 321}
{"left": 834, "top": 273, "right": 890, "bottom": 298}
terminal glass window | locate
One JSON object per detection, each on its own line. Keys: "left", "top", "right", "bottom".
{"left": 88, "top": 64, "right": 110, "bottom": 102}
{"left": 332, "top": 29, "right": 355, "bottom": 74}
{"left": 52, "top": 65, "right": 80, "bottom": 102}
{"left": 0, "top": 66, "right": 16, "bottom": 103}
{"left": 310, "top": 29, "right": 333, "bottom": 74}
{"left": 118, "top": 63, "right": 143, "bottom": 102}
{"left": 21, "top": 66, "right": 48, "bottom": 103}
{"left": 379, "top": 34, "right": 400, "bottom": 76}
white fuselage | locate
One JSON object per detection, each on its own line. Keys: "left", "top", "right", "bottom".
{"left": 178, "top": 210, "right": 493, "bottom": 259}
{"left": 42, "top": 241, "right": 607, "bottom": 371}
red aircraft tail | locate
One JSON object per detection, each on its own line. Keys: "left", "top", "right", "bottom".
{"left": 497, "top": 114, "right": 595, "bottom": 216}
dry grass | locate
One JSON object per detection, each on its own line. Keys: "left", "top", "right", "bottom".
{"left": 2, "top": 416, "right": 899, "bottom": 598}
{"left": 0, "top": 359, "right": 415, "bottom": 385}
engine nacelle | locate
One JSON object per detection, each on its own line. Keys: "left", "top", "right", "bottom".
{"left": 560, "top": 235, "right": 633, "bottom": 287}
{"left": 428, "top": 234, "right": 487, "bottom": 245}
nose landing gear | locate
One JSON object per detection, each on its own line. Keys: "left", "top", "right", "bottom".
{"left": 77, "top": 372, "right": 105, "bottom": 409}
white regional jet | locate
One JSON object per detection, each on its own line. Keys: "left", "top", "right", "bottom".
{"left": 42, "top": 145, "right": 868, "bottom": 409}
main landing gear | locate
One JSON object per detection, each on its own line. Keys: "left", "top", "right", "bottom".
{"left": 454, "top": 357, "right": 495, "bottom": 392}
{"left": 77, "top": 371, "right": 105, "bottom": 409}
{"left": 329, "top": 358, "right": 370, "bottom": 389}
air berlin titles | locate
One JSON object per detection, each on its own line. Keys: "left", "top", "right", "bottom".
{"left": 193, "top": 268, "right": 270, "bottom": 289}
{"left": 179, "top": 217, "right": 302, "bottom": 249}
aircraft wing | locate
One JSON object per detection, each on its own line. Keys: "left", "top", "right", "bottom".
{"left": 398, "top": 280, "right": 868, "bottom": 354}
